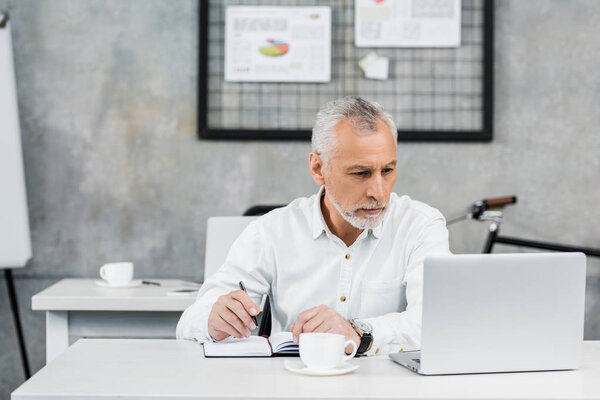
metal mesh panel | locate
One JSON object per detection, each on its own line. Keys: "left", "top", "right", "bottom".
{"left": 205, "top": 0, "right": 486, "bottom": 134}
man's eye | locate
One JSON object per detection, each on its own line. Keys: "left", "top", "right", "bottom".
{"left": 382, "top": 168, "right": 394, "bottom": 174}
{"left": 352, "top": 171, "right": 368, "bottom": 176}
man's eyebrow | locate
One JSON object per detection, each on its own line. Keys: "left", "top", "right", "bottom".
{"left": 346, "top": 165, "right": 371, "bottom": 171}
{"left": 346, "top": 160, "right": 397, "bottom": 171}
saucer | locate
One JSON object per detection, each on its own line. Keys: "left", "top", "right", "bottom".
{"left": 284, "top": 360, "right": 359, "bottom": 376}
{"left": 96, "top": 279, "right": 142, "bottom": 288}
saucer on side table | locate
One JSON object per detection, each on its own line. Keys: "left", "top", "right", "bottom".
{"left": 284, "top": 360, "right": 359, "bottom": 376}
{"left": 95, "top": 279, "right": 143, "bottom": 288}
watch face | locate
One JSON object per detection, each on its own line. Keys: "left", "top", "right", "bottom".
{"left": 352, "top": 319, "right": 373, "bottom": 334}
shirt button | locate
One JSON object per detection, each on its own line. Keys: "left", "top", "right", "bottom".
{"left": 193, "top": 338, "right": 198, "bottom": 342}
{"left": 322, "top": 230, "right": 327, "bottom": 236}
{"left": 368, "top": 229, "right": 372, "bottom": 235}
{"left": 375, "top": 348, "right": 380, "bottom": 354}
{"left": 345, "top": 254, "right": 351, "bottom": 260}
{"left": 340, "top": 296, "right": 346, "bottom": 302}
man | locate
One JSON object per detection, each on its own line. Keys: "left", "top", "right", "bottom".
{"left": 176, "top": 96, "right": 450, "bottom": 356}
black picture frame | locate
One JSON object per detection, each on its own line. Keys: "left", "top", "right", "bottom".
{"left": 197, "top": 0, "right": 494, "bottom": 142}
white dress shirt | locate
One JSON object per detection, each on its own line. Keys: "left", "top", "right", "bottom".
{"left": 176, "top": 186, "right": 451, "bottom": 355}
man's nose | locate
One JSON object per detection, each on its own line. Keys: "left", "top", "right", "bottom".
{"left": 366, "top": 174, "right": 384, "bottom": 201}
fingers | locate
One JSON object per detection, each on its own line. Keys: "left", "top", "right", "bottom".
{"left": 302, "top": 315, "right": 326, "bottom": 333}
{"left": 230, "top": 290, "right": 260, "bottom": 318}
{"left": 210, "top": 303, "right": 250, "bottom": 338}
{"left": 291, "top": 305, "right": 319, "bottom": 339}
{"left": 221, "top": 305, "right": 252, "bottom": 338}
{"left": 208, "top": 328, "right": 228, "bottom": 342}
{"left": 208, "top": 290, "right": 261, "bottom": 340}
{"left": 223, "top": 293, "right": 258, "bottom": 330}
{"left": 291, "top": 306, "right": 356, "bottom": 344}
{"left": 213, "top": 311, "right": 249, "bottom": 339}
{"left": 208, "top": 313, "right": 233, "bottom": 341}
{"left": 291, "top": 305, "right": 329, "bottom": 342}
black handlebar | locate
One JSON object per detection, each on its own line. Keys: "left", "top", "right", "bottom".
{"left": 471, "top": 195, "right": 518, "bottom": 219}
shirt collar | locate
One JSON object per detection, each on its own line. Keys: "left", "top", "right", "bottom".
{"left": 370, "top": 218, "right": 383, "bottom": 238}
{"left": 311, "top": 186, "right": 329, "bottom": 239}
{"left": 311, "top": 186, "right": 385, "bottom": 240}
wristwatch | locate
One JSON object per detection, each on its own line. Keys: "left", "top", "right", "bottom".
{"left": 350, "top": 319, "right": 373, "bottom": 355}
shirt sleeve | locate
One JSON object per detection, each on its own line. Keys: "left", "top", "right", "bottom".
{"left": 362, "top": 211, "right": 451, "bottom": 356}
{"left": 175, "top": 219, "right": 274, "bottom": 342}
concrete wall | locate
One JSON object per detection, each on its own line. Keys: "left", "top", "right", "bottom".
{"left": 1, "top": 0, "right": 599, "bottom": 396}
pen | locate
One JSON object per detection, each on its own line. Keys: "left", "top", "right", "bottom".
{"left": 238, "top": 280, "right": 259, "bottom": 327}
{"left": 142, "top": 280, "right": 161, "bottom": 286}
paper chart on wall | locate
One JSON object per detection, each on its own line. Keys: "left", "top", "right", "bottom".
{"left": 224, "top": 6, "right": 331, "bottom": 83}
{"left": 355, "top": 0, "right": 461, "bottom": 48}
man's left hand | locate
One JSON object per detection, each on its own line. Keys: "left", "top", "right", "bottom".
{"left": 290, "top": 304, "right": 360, "bottom": 354}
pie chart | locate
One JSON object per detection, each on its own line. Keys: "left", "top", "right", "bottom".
{"left": 259, "top": 39, "right": 289, "bottom": 57}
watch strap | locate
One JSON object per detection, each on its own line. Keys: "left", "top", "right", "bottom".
{"left": 356, "top": 332, "right": 372, "bottom": 355}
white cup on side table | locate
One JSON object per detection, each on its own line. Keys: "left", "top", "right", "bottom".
{"left": 99, "top": 262, "right": 134, "bottom": 286}
{"left": 299, "top": 332, "right": 357, "bottom": 370}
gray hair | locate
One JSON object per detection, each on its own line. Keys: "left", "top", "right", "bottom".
{"left": 311, "top": 96, "right": 397, "bottom": 167}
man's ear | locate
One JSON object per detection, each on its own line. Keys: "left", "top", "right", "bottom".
{"left": 309, "top": 152, "right": 326, "bottom": 186}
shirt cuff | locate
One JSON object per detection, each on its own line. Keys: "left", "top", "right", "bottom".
{"left": 362, "top": 316, "right": 391, "bottom": 356}
{"left": 361, "top": 316, "right": 409, "bottom": 356}
{"left": 177, "top": 306, "right": 213, "bottom": 343}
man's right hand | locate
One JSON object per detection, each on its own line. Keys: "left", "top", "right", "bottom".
{"left": 207, "top": 290, "right": 260, "bottom": 341}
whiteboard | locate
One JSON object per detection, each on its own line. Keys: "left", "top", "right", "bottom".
{"left": 0, "top": 15, "right": 32, "bottom": 268}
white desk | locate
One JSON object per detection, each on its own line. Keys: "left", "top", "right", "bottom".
{"left": 32, "top": 279, "right": 198, "bottom": 363}
{"left": 12, "top": 339, "right": 600, "bottom": 400}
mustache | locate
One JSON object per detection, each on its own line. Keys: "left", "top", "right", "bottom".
{"left": 351, "top": 201, "right": 386, "bottom": 212}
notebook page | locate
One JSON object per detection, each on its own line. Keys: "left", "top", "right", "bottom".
{"left": 203, "top": 335, "right": 271, "bottom": 357}
{"left": 269, "top": 332, "right": 298, "bottom": 353}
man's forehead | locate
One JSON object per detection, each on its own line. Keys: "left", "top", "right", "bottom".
{"left": 329, "top": 146, "right": 397, "bottom": 168}
{"left": 329, "top": 118, "right": 397, "bottom": 167}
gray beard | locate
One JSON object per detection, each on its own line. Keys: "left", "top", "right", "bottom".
{"left": 326, "top": 189, "right": 386, "bottom": 230}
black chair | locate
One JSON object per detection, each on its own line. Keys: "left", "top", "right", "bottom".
{"left": 243, "top": 205, "right": 284, "bottom": 337}
{"left": 243, "top": 205, "right": 284, "bottom": 216}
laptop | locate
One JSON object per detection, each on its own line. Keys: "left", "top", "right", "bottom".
{"left": 390, "top": 252, "right": 586, "bottom": 375}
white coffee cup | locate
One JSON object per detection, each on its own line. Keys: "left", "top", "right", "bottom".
{"left": 99, "top": 262, "right": 134, "bottom": 285}
{"left": 299, "top": 332, "right": 357, "bottom": 370}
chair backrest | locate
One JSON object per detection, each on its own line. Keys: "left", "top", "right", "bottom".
{"left": 204, "top": 216, "right": 257, "bottom": 280}
{"left": 243, "top": 205, "right": 284, "bottom": 216}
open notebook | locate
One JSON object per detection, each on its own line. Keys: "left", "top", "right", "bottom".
{"left": 203, "top": 332, "right": 299, "bottom": 357}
